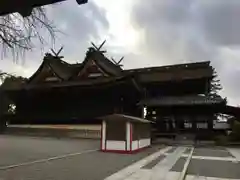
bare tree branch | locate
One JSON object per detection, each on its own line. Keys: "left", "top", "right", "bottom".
{"left": 0, "top": 7, "right": 58, "bottom": 62}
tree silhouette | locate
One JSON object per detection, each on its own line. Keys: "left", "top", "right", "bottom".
{"left": 0, "top": 71, "right": 26, "bottom": 132}
{"left": 209, "top": 68, "right": 222, "bottom": 97}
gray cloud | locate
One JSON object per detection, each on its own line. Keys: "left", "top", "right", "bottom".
{"left": 0, "top": 0, "right": 109, "bottom": 79}
{"left": 44, "top": 1, "right": 109, "bottom": 62}
{"left": 47, "top": 1, "right": 108, "bottom": 40}
{"left": 2, "top": 1, "right": 109, "bottom": 75}
{"left": 197, "top": 0, "right": 240, "bottom": 46}
{"left": 131, "top": 0, "right": 240, "bottom": 105}
{"left": 24, "top": 1, "right": 109, "bottom": 62}
{"left": 2, "top": 0, "right": 240, "bottom": 106}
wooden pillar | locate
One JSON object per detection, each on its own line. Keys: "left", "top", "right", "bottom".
{"left": 205, "top": 78, "right": 210, "bottom": 95}
{"left": 141, "top": 106, "right": 145, "bottom": 119}
{"left": 0, "top": 117, "right": 6, "bottom": 134}
{"left": 208, "top": 117, "right": 213, "bottom": 131}
{"left": 192, "top": 116, "right": 197, "bottom": 133}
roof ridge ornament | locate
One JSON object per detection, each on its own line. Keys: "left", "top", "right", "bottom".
{"left": 91, "top": 40, "right": 107, "bottom": 53}
{"left": 50, "top": 46, "right": 64, "bottom": 59}
{"left": 111, "top": 57, "right": 124, "bottom": 67}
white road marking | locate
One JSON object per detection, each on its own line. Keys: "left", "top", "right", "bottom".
{"left": 105, "top": 146, "right": 240, "bottom": 180}
{"left": 150, "top": 146, "right": 186, "bottom": 180}
{"left": 178, "top": 147, "right": 194, "bottom": 180}
{"left": 104, "top": 146, "right": 172, "bottom": 180}
{"left": 123, "top": 146, "right": 187, "bottom": 180}
{"left": 0, "top": 149, "right": 98, "bottom": 171}
{"left": 227, "top": 148, "right": 240, "bottom": 162}
{"left": 180, "top": 154, "right": 237, "bottom": 162}
{"left": 186, "top": 175, "right": 240, "bottom": 180}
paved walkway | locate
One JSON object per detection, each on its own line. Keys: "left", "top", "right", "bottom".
{"left": 104, "top": 146, "right": 188, "bottom": 180}
{"left": 1, "top": 135, "right": 240, "bottom": 180}
{"left": 105, "top": 146, "right": 240, "bottom": 180}
{"left": 0, "top": 135, "right": 164, "bottom": 180}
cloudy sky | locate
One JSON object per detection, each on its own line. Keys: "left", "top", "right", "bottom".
{"left": 0, "top": 0, "right": 240, "bottom": 106}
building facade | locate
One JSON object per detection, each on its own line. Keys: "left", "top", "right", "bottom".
{"left": 3, "top": 45, "right": 226, "bottom": 137}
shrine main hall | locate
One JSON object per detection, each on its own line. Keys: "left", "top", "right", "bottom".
{"left": 2, "top": 43, "right": 227, "bottom": 138}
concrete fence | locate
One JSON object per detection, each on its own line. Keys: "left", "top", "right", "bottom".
{"left": 5, "top": 125, "right": 101, "bottom": 139}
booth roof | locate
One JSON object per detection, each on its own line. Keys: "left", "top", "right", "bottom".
{"left": 100, "top": 114, "right": 153, "bottom": 123}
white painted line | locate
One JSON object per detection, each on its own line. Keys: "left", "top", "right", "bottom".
{"left": 104, "top": 146, "right": 172, "bottom": 180}
{"left": 181, "top": 154, "right": 237, "bottom": 162}
{"left": 151, "top": 146, "right": 187, "bottom": 180}
{"left": 186, "top": 175, "right": 240, "bottom": 180}
{"left": 178, "top": 147, "right": 194, "bottom": 180}
{"left": 116, "top": 146, "right": 190, "bottom": 180}
{"left": 124, "top": 169, "right": 152, "bottom": 180}
{"left": 0, "top": 149, "right": 98, "bottom": 171}
{"left": 166, "top": 171, "right": 181, "bottom": 180}
{"left": 153, "top": 146, "right": 186, "bottom": 170}
{"left": 227, "top": 148, "right": 240, "bottom": 162}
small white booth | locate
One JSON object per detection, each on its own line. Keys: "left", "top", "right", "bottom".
{"left": 100, "top": 114, "right": 152, "bottom": 153}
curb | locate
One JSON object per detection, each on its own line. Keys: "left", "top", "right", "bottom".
{"left": 178, "top": 147, "right": 194, "bottom": 180}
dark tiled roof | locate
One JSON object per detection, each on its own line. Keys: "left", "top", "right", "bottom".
{"left": 86, "top": 50, "right": 123, "bottom": 76}
{"left": 222, "top": 105, "right": 240, "bottom": 118}
{"left": 25, "top": 76, "right": 129, "bottom": 90}
{"left": 138, "top": 95, "right": 225, "bottom": 106}
{"left": 49, "top": 60, "right": 84, "bottom": 80}
{"left": 28, "top": 47, "right": 212, "bottom": 83}
{"left": 124, "top": 61, "right": 211, "bottom": 74}
{"left": 47, "top": 59, "right": 74, "bottom": 80}
{"left": 28, "top": 55, "right": 83, "bottom": 82}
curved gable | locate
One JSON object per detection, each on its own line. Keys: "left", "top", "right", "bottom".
{"left": 76, "top": 49, "right": 123, "bottom": 79}
{"left": 28, "top": 60, "right": 62, "bottom": 84}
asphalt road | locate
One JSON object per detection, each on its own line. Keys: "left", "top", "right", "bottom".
{"left": 0, "top": 135, "right": 99, "bottom": 167}
{"left": 0, "top": 135, "right": 163, "bottom": 180}
{"left": 171, "top": 146, "right": 240, "bottom": 179}
{"left": 189, "top": 147, "right": 240, "bottom": 179}
{"left": 1, "top": 135, "right": 240, "bottom": 180}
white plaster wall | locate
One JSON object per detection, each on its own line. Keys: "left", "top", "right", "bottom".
{"left": 139, "top": 138, "right": 151, "bottom": 148}
{"left": 106, "top": 141, "right": 126, "bottom": 150}
{"left": 213, "top": 121, "right": 230, "bottom": 129}
{"left": 132, "top": 140, "right": 139, "bottom": 150}
{"left": 126, "top": 122, "right": 131, "bottom": 151}
{"left": 101, "top": 121, "right": 106, "bottom": 150}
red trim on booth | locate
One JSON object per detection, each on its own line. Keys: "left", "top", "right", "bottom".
{"left": 105, "top": 135, "right": 107, "bottom": 151}
{"left": 125, "top": 122, "right": 127, "bottom": 151}
{"left": 101, "top": 146, "right": 150, "bottom": 154}
{"left": 130, "top": 123, "right": 133, "bottom": 151}
{"left": 125, "top": 140, "right": 127, "bottom": 151}
{"left": 105, "top": 123, "right": 107, "bottom": 150}
{"left": 100, "top": 123, "right": 103, "bottom": 150}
